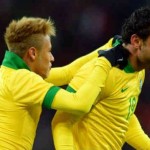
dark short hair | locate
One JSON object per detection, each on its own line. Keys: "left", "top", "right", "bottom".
{"left": 121, "top": 7, "right": 150, "bottom": 44}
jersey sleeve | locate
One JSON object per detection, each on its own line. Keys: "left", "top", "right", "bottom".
{"left": 125, "top": 114, "right": 150, "bottom": 149}
{"left": 49, "top": 57, "right": 111, "bottom": 114}
{"left": 45, "top": 38, "right": 114, "bottom": 86}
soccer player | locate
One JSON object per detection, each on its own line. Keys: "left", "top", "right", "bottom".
{"left": 0, "top": 17, "right": 127, "bottom": 149}
{"left": 51, "top": 7, "right": 150, "bottom": 149}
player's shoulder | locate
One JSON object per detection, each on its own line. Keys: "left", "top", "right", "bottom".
{"left": 12, "top": 69, "right": 43, "bottom": 84}
{"left": 15, "top": 68, "right": 34, "bottom": 77}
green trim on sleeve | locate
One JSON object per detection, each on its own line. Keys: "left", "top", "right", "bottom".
{"left": 43, "top": 86, "right": 60, "bottom": 109}
{"left": 66, "top": 85, "right": 76, "bottom": 93}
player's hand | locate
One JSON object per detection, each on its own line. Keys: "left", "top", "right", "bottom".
{"left": 98, "top": 44, "right": 130, "bottom": 69}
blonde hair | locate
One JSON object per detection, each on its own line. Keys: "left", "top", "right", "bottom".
{"left": 4, "top": 17, "right": 56, "bottom": 57}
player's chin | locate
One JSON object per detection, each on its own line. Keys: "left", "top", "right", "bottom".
{"left": 41, "top": 69, "right": 50, "bottom": 79}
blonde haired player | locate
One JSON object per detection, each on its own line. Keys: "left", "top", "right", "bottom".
{"left": 0, "top": 16, "right": 127, "bottom": 149}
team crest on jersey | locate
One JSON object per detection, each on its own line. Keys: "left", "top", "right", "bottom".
{"left": 139, "top": 79, "right": 143, "bottom": 90}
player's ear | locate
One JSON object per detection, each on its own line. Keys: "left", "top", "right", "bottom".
{"left": 130, "top": 34, "right": 141, "bottom": 49}
{"left": 28, "top": 47, "right": 37, "bottom": 60}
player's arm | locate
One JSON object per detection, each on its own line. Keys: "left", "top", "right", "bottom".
{"left": 9, "top": 57, "right": 110, "bottom": 115}
{"left": 45, "top": 38, "right": 114, "bottom": 86}
{"left": 46, "top": 40, "right": 129, "bottom": 113}
{"left": 125, "top": 114, "right": 150, "bottom": 149}
{"left": 44, "top": 57, "right": 111, "bottom": 114}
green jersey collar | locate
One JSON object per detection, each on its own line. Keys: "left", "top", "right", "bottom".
{"left": 124, "top": 61, "right": 135, "bottom": 73}
{"left": 2, "top": 51, "right": 30, "bottom": 70}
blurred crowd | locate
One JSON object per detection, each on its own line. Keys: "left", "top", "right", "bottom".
{"left": 0, "top": 0, "right": 150, "bottom": 149}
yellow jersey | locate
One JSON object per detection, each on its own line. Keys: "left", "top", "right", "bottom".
{"left": 69, "top": 59, "right": 145, "bottom": 149}
{"left": 0, "top": 50, "right": 112, "bottom": 149}
{"left": 51, "top": 37, "right": 150, "bottom": 150}
{"left": 0, "top": 51, "right": 53, "bottom": 149}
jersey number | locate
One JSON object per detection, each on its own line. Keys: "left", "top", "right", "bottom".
{"left": 126, "top": 96, "right": 137, "bottom": 120}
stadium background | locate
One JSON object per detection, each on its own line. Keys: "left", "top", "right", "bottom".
{"left": 0, "top": 0, "right": 150, "bottom": 149}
